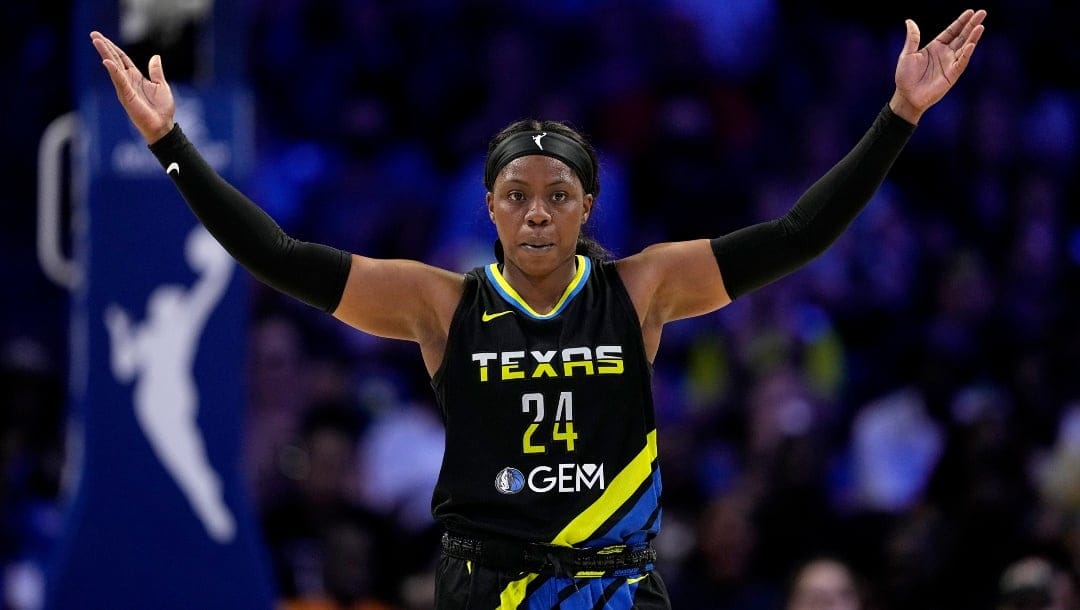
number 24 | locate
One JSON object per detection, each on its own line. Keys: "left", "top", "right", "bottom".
{"left": 521, "top": 391, "right": 577, "bottom": 453}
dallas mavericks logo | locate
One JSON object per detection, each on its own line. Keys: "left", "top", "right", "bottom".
{"left": 495, "top": 467, "right": 525, "bottom": 494}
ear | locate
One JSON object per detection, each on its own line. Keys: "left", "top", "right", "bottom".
{"left": 486, "top": 191, "right": 495, "bottom": 221}
{"left": 582, "top": 193, "right": 594, "bottom": 224}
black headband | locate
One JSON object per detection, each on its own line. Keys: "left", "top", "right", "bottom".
{"left": 484, "top": 130, "right": 597, "bottom": 195}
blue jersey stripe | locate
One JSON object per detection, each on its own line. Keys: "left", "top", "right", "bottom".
{"left": 522, "top": 576, "right": 645, "bottom": 609}
{"left": 586, "top": 468, "right": 663, "bottom": 547}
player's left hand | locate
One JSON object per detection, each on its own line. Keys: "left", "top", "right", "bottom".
{"left": 891, "top": 9, "right": 986, "bottom": 121}
{"left": 90, "top": 31, "right": 176, "bottom": 144}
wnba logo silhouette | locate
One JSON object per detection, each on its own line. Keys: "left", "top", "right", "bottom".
{"left": 103, "top": 226, "right": 237, "bottom": 543}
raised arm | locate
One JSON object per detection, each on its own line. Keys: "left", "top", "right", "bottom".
{"left": 617, "top": 10, "right": 986, "bottom": 360}
{"left": 89, "top": 32, "right": 463, "bottom": 363}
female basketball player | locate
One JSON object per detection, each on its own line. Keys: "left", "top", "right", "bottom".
{"left": 91, "top": 9, "right": 985, "bottom": 607}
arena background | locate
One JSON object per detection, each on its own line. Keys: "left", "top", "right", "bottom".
{"left": 3, "top": 1, "right": 1079, "bottom": 608}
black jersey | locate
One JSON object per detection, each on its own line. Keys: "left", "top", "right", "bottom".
{"left": 430, "top": 256, "right": 662, "bottom": 548}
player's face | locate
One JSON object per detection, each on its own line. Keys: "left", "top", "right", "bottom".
{"left": 487, "top": 155, "right": 593, "bottom": 278}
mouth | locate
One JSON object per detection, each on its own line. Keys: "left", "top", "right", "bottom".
{"left": 520, "top": 242, "right": 555, "bottom": 252}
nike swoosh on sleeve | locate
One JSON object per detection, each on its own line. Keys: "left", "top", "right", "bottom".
{"left": 166, "top": 162, "right": 180, "bottom": 175}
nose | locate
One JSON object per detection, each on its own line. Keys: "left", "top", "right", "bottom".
{"left": 525, "top": 196, "right": 552, "bottom": 226}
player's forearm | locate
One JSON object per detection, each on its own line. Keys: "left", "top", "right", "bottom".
{"left": 148, "top": 124, "right": 351, "bottom": 312}
{"left": 710, "top": 104, "right": 916, "bottom": 299}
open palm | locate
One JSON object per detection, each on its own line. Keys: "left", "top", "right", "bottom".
{"left": 90, "top": 31, "right": 176, "bottom": 144}
{"left": 894, "top": 9, "right": 987, "bottom": 112}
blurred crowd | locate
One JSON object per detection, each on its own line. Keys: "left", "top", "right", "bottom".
{"left": 3, "top": 1, "right": 1080, "bottom": 609}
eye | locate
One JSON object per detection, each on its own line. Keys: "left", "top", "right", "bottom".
{"left": 551, "top": 191, "right": 568, "bottom": 203}
{"left": 508, "top": 191, "right": 525, "bottom": 201}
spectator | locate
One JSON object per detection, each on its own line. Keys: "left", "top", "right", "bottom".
{"left": 784, "top": 555, "right": 866, "bottom": 610}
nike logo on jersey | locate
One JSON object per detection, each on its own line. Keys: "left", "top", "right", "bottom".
{"left": 482, "top": 310, "right": 513, "bottom": 322}
{"left": 166, "top": 162, "right": 180, "bottom": 176}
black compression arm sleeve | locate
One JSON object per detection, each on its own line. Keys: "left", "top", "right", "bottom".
{"left": 149, "top": 124, "right": 351, "bottom": 313}
{"left": 711, "top": 104, "right": 916, "bottom": 299}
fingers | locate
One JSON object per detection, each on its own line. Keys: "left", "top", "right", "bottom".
{"left": 947, "top": 13, "right": 985, "bottom": 81}
{"left": 946, "top": 42, "right": 975, "bottom": 84}
{"left": 116, "top": 43, "right": 137, "bottom": 71}
{"left": 937, "top": 9, "right": 973, "bottom": 47}
{"left": 965, "top": 22, "right": 986, "bottom": 51}
{"left": 948, "top": 11, "right": 986, "bottom": 70}
{"left": 950, "top": 9, "right": 986, "bottom": 51}
{"left": 90, "top": 31, "right": 119, "bottom": 67}
{"left": 953, "top": 39, "right": 979, "bottom": 73}
{"left": 148, "top": 54, "right": 166, "bottom": 86}
{"left": 938, "top": 9, "right": 987, "bottom": 50}
{"left": 960, "top": 9, "right": 988, "bottom": 45}
{"left": 90, "top": 31, "right": 138, "bottom": 101}
{"left": 902, "top": 19, "right": 921, "bottom": 56}
{"left": 90, "top": 31, "right": 119, "bottom": 66}
{"left": 89, "top": 31, "right": 136, "bottom": 72}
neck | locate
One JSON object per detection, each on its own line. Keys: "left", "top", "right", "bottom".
{"left": 500, "top": 255, "right": 579, "bottom": 315}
